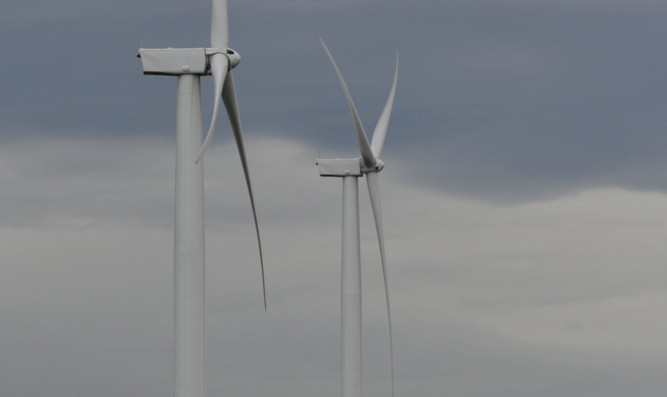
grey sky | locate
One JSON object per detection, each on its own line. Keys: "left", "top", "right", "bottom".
{"left": 1, "top": 1, "right": 667, "bottom": 396}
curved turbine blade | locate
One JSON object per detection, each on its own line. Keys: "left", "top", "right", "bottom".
{"left": 320, "top": 38, "right": 375, "bottom": 169}
{"left": 211, "top": 0, "right": 229, "bottom": 48}
{"left": 222, "top": 71, "right": 267, "bottom": 310}
{"left": 196, "top": 53, "right": 229, "bottom": 164}
{"left": 371, "top": 54, "right": 398, "bottom": 159}
{"left": 365, "top": 171, "right": 394, "bottom": 396}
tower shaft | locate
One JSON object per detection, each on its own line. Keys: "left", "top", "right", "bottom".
{"left": 341, "top": 175, "right": 362, "bottom": 397}
{"left": 174, "top": 74, "right": 206, "bottom": 397}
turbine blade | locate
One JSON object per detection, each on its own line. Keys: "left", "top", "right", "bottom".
{"left": 211, "top": 0, "right": 229, "bottom": 48}
{"left": 320, "top": 38, "right": 375, "bottom": 169}
{"left": 365, "top": 171, "right": 394, "bottom": 397}
{"left": 222, "top": 71, "right": 267, "bottom": 310}
{"left": 196, "top": 53, "right": 229, "bottom": 164}
{"left": 370, "top": 53, "right": 398, "bottom": 159}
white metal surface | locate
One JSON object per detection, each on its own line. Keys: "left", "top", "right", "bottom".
{"left": 197, "top": 2, "right": 266, "bottom": 305}
{"left": 211, "top": 0, "right": 229, "bottom": 48}
{"left": 317, "top": 158, "right": 362, "bottom": 177}
{"left": 370, "top": 57, "right": 398, "bottom": 159}
{"left": 341, "top": 176, "right": 362, "bottom": 397}
{"left": 196, "top": 53, "right": 229, "bottom": 161}
{"left": 138, "top": 48, "right": 208, "bottom": 76}
{"left": 365, "top": 170, "right": 393, "bottom": 395}
{"left": 174, "top": 74, "right": 206, "bottom": 397}
{"left": 320, "top": 40, "right": 375, "bottom": 169}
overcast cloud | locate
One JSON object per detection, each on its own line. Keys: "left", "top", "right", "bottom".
{"left": 1, "top": 1, "right": 666, "bottom": 396}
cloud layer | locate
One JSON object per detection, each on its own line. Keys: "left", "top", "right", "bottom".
{"left": 2, "top": 1, "right": 667, "bottom": 396}
{"left": 3, "top": 134, "right": 667, "bottom": 396}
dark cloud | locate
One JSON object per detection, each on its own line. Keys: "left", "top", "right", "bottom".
{"left": 6, "top": 0, "right": 664, "bottom": 202}
{"left": 381, "top": 1, "right": 667, "bottom": 202}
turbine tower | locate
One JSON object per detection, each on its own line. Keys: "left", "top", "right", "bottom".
{"left": 317, "top": 39, "right": 398, "bottom": 397}
{"left": 137, "top": 2, "right": 265, "bottom": 397}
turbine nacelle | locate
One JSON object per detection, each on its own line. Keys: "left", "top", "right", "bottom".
{"left": 137, "top": 47, "right": 242, "bottom": 76}
{"left": 206, "top": 48, "right": 241, "bottom": 71}
{"left": 316, "top": 157, "right": 384, "bottom": 177}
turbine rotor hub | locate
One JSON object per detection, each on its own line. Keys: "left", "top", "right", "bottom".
{"left": 362, "top": 159, "right": 384, "bottom": 173}
{"left": 206, "top": 47, "right": 241, "bottom": 70}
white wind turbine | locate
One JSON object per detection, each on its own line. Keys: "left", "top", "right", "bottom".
{"left": 317, "top": 39, "right": 398, "bottom": 397}
{"left": 137, "top": 1, "right": 265, "bottom": 397}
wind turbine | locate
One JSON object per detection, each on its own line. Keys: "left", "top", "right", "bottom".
{"left": 317, "top": 39, "right": 398, "bottom": 397}
{"left": 137, "top": 2, "right": 265, "bottom": 397}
